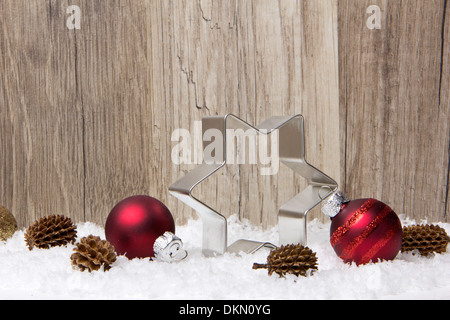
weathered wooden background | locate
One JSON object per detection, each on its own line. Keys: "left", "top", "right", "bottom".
{"left": 0, "top": 0, "right": 448, "bottom": 230}
{"left": 340, "top": 0, "right": 450, "bottom": 224}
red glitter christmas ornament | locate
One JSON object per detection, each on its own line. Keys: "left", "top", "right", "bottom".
{"left": 105, "top": 195, "right": 185, "bottom": 260}
{"left": 322, "top": 192, "right": 403, "bottom": 265}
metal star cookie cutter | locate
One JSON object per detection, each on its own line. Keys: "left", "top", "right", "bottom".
{"left": 169, "top": 114, "right": 338, "bottom": 257}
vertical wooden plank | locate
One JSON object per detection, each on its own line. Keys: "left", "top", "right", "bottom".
{"left": 339, "top": 0, "right": 450, "bottom": 222}
{"left": 0, "top": 0, "right": 84, "bottom": 228}
{"left": 300, "top": 0, "right": 340, "bottom": 222}
{"left": 74, "top": 0, "right": 158, "bottom": 225}
{"left": 165, "top": 0, "right": 243, "bottom": 225}
{"left": 441, "top": 0, "right": 450, "bottom": 221}
{"left": 234, "top": 0, "right": 299, "bottom": 228}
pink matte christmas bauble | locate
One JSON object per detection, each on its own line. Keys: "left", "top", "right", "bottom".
{"left": 105, "top": 195, "right": 175, "bottom": 260}
{"left": 330, "top": 198, "right": 403, "bottom": 265}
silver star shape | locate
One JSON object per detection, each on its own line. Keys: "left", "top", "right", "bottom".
{"left": 169, "top": 114, "right": 337, "bottom": 256}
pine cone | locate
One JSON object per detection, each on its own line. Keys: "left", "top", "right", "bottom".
{"left": 401, "top": 224, "right": 449, "bottom": 256}
{"left": 0, "top": 206, "right": 18, "bottom": 241}
{"left": 253, "top": 244, "right": 318, "bottom": 278}
{"left": 24, "top": 215, "right": 77, "bottom": 250}
{"left": 71, "top": 235, "right": 117, "bottom": 272}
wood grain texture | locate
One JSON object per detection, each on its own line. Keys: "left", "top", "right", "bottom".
{"left": 0, "top": 0, "right": 84, "bottom": 228}
{"left": 441, "top": 0, "right": 450, "bottom": 220}
{"left": 0, "top": 0, "right": 340, "bottom": 229}
{"left": 339, "top": 0, "right": 450, "bottom": 222}
{"left": 4, "top": 0, "right": 448, "bottom": 230}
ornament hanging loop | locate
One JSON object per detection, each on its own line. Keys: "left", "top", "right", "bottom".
{"left": 321, "top": 191, "right": 351, "bottom": 219}
{"left": 153, "top": 232, "right": 188, "bottom": 262}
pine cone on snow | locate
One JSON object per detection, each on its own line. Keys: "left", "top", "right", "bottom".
{"left": 401, "top": 224, "right": 449, "bottom": 256}
{"left": 0, "top": 206, "right": 18, "bottom": 241}
{"left": 25, "top": 215, "right": 77, "bottom": 250}
{"left": 71, "top": 235, "right": 117, "bottom": 272}
{"left": 253, "top": 244, "right": 318, "bottom": 278}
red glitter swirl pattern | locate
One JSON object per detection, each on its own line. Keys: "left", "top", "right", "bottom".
{"left": 359, "top": 224, "right": 397, "bottom": 265}
{"left": 339, "top": 204, "right": 393, "bottom": 262}
{"left": 330, "top": 199, "right": 377, "bottom": 247}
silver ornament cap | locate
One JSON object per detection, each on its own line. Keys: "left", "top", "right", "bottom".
{"left": 321, "top": 191, "right": 351, "bottom": 218}
{"left": 153, "top": 232, "right": 188, "bottom": 262}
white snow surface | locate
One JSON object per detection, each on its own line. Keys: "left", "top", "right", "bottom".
{"left": 1, "top": 215, "right": 449, "bottom": 300}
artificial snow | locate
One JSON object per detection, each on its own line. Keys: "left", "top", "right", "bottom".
{"left": 0, "top": 215, "right": 449, "bottom": 300}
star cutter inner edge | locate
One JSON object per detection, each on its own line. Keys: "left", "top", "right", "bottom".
{"left": 169, "top": 114, "right": 338, "bottom": 257}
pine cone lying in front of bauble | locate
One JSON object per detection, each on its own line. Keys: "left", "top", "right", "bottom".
{"left": 253, "top": 244, "right": 318, "bottom": 278}
{"left": 24, "top": 215, "right": 77, "bottom": 250}
{"left": 401, "top": 224, "right": 449, "bottom": 256}
{"left": 71, "top": 235, "right": 117, "bottom": 272}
